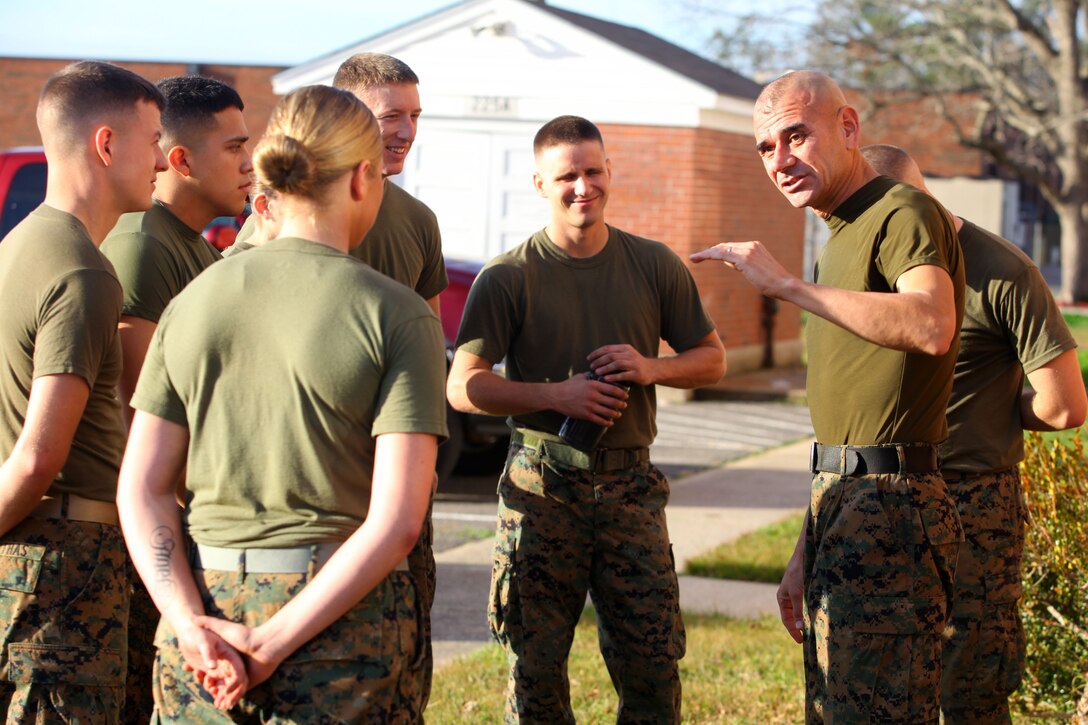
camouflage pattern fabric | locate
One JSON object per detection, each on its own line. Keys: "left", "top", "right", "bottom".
{"left": 406, "top": 496, "right": 435, "bottom": 723}
{"left": 151, "top": 568, "right": 422, "bottom": 723}
{"left": 125, "top": 571, "right": 158, "bottom": 724}
{"left": 0, "top": 517, "right": 129, "bottom": 724}
{"left": 940, "top": 468, "right": 1025, "bottom": 724}
{"left": 489, "top": 444, "right": 685, "bottom": 725}
{"left": 802, "top": 471, "right": 962, "bottom": 724}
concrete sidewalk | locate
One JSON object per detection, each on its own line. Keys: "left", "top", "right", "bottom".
{"left": 430, "top": 437, "right": 814, "bottom": 668}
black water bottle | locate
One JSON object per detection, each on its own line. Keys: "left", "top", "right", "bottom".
{"left": 558, "top": 371, "right": 630, "bottom": 453}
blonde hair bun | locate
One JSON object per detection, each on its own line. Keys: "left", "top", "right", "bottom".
{"left": 257, "top": 134, "right": 318, "bottom": 195}
{"left": 252, "top": 85, "right": 382, "bottom": 200}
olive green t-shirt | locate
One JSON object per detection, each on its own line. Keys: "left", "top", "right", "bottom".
{"left": 234, "top": 180, "right": 448, "bottom": 298}
{"left": 0, "top": 205, "right": 125, "bottom": 502}
{"left": 101, "top": 199, "right": 222, "bottom": 323}
{"left": 941, "top": 220, "right": 1076, "bottom": 471}
{"left": 455, "top": 226, "right": 716, "bottom": 449}
{"left": 221, "top": 240, "right": 254, "bottom": 258}
{"left": 806, "top": 177, "right": 965, "bottom": 446}
{"left": 131, "top": 237, "right": 448, "bottom": 548}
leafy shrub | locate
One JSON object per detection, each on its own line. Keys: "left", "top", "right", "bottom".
{"left": 1017, "top": 431, "right": 1088, "bottom": 718}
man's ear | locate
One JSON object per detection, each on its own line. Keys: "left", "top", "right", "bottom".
{"left": 93, "top": 126, "right": 113, "bottom": 167}
{"left": 532, "top": 171, "right": 546, "bottom": 198}
{"left": 167, "top": 145, "right": 192, "bottom": 177}
{"left": 606, "top": 157, "right": 612, "bottom": 180}
{"left": 841, "top": 106, "right": 861, "bottom": 150}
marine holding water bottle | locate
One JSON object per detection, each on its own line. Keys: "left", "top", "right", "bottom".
{"left": 446, "top": 114, "right": 725, "bottom": 724}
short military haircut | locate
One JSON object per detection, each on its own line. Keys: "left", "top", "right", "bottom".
{"left": 860, "top": 144, "right": 915, "bottom": 181}
{"left": 157, "top": 76, "right": 244, "bottom": 149}
{"left": 332, "top": 53, "right": 419, "bottom": 93}
{"left": 38, "top": 61, "right": 164, "bottom": 151}
{"left": 533, "top": 115, "right": 604, "bottom": 156}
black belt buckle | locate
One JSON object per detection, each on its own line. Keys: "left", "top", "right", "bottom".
{"left": 809, "top": 442, "right": 818, "bottom": 474}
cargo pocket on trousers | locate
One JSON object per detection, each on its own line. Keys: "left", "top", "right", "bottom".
{"left": 488, "top": 554, "right": 521, "bottom": 651}
{"left": 831, "top": 595, "right": 921, "bottom": 722}
{"left": 978, "top": 603, "right": 1027, "bottom": 697}
{"left": 0, "top": 543, "right": 46, "bottom": 593}
{"left": 5, "top": 642, "right": 124, "bottom": 686}
{"left": 918, "top": 495, "right": 964, "bottom": 617}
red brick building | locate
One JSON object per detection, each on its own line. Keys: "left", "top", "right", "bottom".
{"left": 0, "top": 57, "right": 283, "bottom": 154}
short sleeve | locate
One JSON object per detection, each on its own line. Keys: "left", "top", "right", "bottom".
{"left": 415, "top": 216, "right": 449, "bottom": 300}
{"left": 875, "top": 205, "right": 952, "bottom": 287}
{"left": 371, "top": 314, "right": 448, "bottom": 439}
{"left": 101, "top": 233, "right": 177, "bottom": 323}
{"left": 998, "top": 265, "right": 1077, "bottom": 373}
{"left": 658, "top": 252, "right": 716, "bottom": 352}
{"left": 33, "top": 269, "right": 122, "bottom": 387}
{"left": 129, "top": 305, "right": 188, "bottom": 427}
{"left": 454, "top": 264, "right": 521, "bottom": 364}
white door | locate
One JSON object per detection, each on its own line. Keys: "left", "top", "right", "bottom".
{"left": 397, "top": 128, "right": 541, "bottom": 263}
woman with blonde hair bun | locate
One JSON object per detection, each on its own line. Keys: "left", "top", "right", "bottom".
{"left": 117, "top": 84, "right": 447, "bottom": 721}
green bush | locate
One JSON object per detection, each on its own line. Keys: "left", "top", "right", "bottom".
{"left": 1016, "top": 431, "right": 1088, "bottom": 717}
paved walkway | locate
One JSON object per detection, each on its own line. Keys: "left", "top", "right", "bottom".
{"left": 430, "top": 435, "right": 815, "bottom": 668}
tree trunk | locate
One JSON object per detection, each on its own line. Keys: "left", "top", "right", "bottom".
{"left": 1055, "top": 198, "right": 1088, "bottom": 303}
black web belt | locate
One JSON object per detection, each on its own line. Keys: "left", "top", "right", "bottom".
{"left": 809, "top": 442, "right": 938, "bottom": 476}
{"left": 511, "top": 429, "right": 649, "bottom": 473}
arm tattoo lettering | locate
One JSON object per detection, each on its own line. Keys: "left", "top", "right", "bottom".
{"left": 150, "top": 525, "right": 177, "bottom": 603}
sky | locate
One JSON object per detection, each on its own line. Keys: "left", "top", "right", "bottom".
{"left": 0, "top": 0, "right": 729, "bottom": 67}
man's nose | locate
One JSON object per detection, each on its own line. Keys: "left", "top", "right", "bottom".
{"left": 395, "top": 116, "right": 417, "bottom": 141}
{"left": 573, "top": 176, "right": 588, "bottom": 195}
{"left": 772, "top": 144, "right": 795, "bottom": 173}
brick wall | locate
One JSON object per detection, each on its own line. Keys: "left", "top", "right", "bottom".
{"left": 0, "top": 57, "right": 283, "bottom": 150}
{"left": 846, "top": 89, "right": 986, "bottom": 178}
{"left": 600, "top": 123, "right": 805, "bottom": 368}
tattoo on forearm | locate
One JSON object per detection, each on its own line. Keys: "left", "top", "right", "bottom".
{"left": 150, "top": 525, "right": 177, "bottom": 603}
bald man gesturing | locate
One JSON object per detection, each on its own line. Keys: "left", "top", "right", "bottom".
{"left": 693, "top": 71, "right": 965, "bottom": 723}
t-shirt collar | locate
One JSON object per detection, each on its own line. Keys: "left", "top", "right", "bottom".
{"left": 824, "top": 176, "right": 897, "bottom": 234}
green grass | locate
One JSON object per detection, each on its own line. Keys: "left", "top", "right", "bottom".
{"left": 428, "top": 611, "right": 805, "bottom": 724}
{"left": 684, "top": 512, "right": 805, "bottom": 583}
{"left": 1066, "top": 312, "right": 1088, "bottom": 386}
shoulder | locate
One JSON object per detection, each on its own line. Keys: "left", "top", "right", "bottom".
{"left": 102, "top": 208, "right": 183, "bottom": 264}
{"left": 477, "top": 235, "right": 541, "bottom": 279}
{"left": 876, "top": 181, "right": 946, "bottom": 224}
{"left": 383, "top": 182, "right": 438, "bottom": 225}
{"left": 613, "top": 227, "right": 680, "bottom": 259}
{"left": 7, "top": 206, "right": 119, "bottom": 283}
{"left": 869, "top": 181, "right": 957, "bottom": 255}
{"left": 608, "top": 226, "right": 691, "bottom": 278}
{"left": 958, "top": 219, "right": 1034, "bottom": 275}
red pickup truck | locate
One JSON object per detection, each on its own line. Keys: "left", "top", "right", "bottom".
{"left": 0, "top": 148, "right": 508, "bottom": 483}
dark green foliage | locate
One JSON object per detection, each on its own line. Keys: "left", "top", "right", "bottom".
{"left": 1016, "top": 431, "right": 1088, "bottom": 717}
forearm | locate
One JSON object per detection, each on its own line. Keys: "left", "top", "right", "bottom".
{"left": 0, "top": 453, "right": 57, "bottom": 537}
{"left": 1021, "top": 350, "right": 1088, "bottom": 431}
{"left": 448, "top": 367, "right": 557, "bottom": 417}
{"left": 120, "top": 480, "right": 206, "bottom": 630}
{"left": 647, "top": 343, "right": 725, "bottom": 389}
{"left": 117, "top": 413, "right": 204, "bottom": 630}
{"left": 247, "top": 510, "right": 420, "bottom": 663}
{"left": 0, "top": 374, "right": 90, "bottom": 537}
{"left": 781, "top": 278, "right": 953, "bottom": 355}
